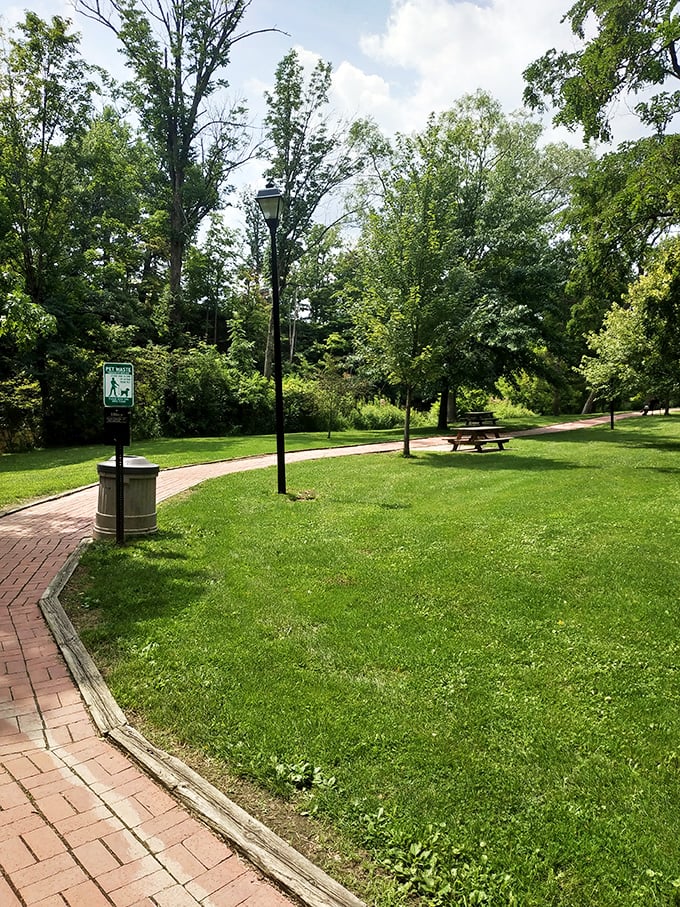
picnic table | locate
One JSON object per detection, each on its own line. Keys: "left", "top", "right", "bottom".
{"left": 445, "top": 424, "right": 511, "bottom": 452}
{"left": 460, "top": 410, "right": 498, "bottom": 426}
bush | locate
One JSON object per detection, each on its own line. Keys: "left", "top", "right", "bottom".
{"left": 234, "top": 372, "right": 274, "bottom": 434}
{"left": 42, "top": 348, "right": 102, "bottom": 446}
{"left": 0, "top": 374, "right": 42, "bottom": 451}
{"left": 351, "top": 399, "right": 406, "bottom": 430}
{"left": 282, "top": 375, "right": 322, "bottom": 432}
{"left": 127, "top": 344, "right": 171, "bottom": 440}
{"left": 162, "top": 344, "right": 235, "bottom": 437}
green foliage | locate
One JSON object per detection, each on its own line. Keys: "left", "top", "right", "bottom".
{"left": 579, "top": 238, "right": 680, "bottom": 405}
{"left": 0, "top": 373, "right": 42, "bottom": 451}
{"left": 127, "top": 344, "right": 171, "bottom": 440}
{"left": 268, "top": 757, "right": 337, "bottom": 795}
{"left": 42, "top": 347, "right": 102, "bottom": 446}
{"left": 280, "top": 375, "right": 320, "bottom": 432}
{"left": 0, "top": 289, "right": 56, "bottom": 350}
{"left": 79, "top": 0, "right": 253, "bottom": 323}
{"left": 351, "top": 400, "right": 407, "bottom": 430}
{"left": 263, "top": 49, "right": 370, "bottom": 296}
{"left": 524, "top": 0, "right": 680, "bottom": 141}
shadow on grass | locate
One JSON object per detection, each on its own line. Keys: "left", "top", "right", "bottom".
{"left": 411, "top": 452, "right": 589, "bottom": 471}
{"left": 1, "top": 444, "right": 109, "bottom": 472}
{"left": 524, "top": 426, "right": 680, "bottom": 451}
{"left": 80, "top": 532, "right": 212, "bottom": 629}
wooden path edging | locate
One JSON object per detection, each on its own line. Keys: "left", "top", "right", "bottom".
{"left": 39, "top": 543, "right": 367, "bottom": 907}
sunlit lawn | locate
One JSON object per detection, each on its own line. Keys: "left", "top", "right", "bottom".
{"left": 0, "top": 413, "right": 578, "bottom": 511}
{"left": 62, "top": 416, "right": 680, "bottom": 905}
{"left": 0, "top": 427, "right": 421, "bottom": 511}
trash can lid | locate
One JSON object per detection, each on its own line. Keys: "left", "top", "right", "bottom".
{"left": 97, "top": 455, "right": 159, "bottom": 474}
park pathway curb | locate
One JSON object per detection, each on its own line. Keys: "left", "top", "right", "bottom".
{"left": 0, "top": 415, "right": 646, "bottom": 906}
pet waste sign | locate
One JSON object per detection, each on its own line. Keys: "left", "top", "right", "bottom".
{"left": 103, "top": 363, "right": 134, "bottom": 407}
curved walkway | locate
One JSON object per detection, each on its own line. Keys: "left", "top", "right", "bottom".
{"left": 0, "top": 416, "right": 644, "bottom": 906}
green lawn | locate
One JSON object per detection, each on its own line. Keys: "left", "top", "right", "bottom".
{"left": 0, "top": 428, "right": 419, "bottom": 511}
{"left": 63, "top": 416, "right": 680, "bottom": 905}
{"left": 0, "top": 414, "right": 573, "bottom": 511}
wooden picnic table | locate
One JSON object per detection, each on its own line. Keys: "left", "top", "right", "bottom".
{"left": 445, "top": 424, "right": 511, "bottom": 452}
{"left": 460, "top": 410, "right": 498, "bottom": 426}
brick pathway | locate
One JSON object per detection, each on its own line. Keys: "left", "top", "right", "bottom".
{"left": 0, "top": 420, "right": 641, "bottom": 905}
{"left": 0, "top": 476, "right": 300, "bottom": 906}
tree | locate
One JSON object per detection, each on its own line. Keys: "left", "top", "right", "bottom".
{"left": 356, "top": 92, "right": 589, "bottom": 440}
{"left": 257, "top": 49, "right": 371, "bottom": 374}
{"left": 579, "top": 237, "right": 680, "bottom": 407}
{"left": 184, "top": 214, "right": 241, "bottom": 346}
{"left": 523, "top": 0, "right": 680, "bottom": 142}
{"left": 0, "top": 13, "right": 100, "bottom": 317}
{"left": 355, "top": 131, "right": 455, "bottom": 456}
{"left": 564, "top": 133, "right": 680, "bottom": 350}
{"left": 77, "top": 0, "right": 271, "bottom": 334}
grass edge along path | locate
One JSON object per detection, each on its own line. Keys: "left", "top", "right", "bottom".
{"left": 62, "top": 416, "right": 680, "bottom": 907}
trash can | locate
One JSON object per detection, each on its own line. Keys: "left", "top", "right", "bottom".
{"left": 93, "top": 455, "right": 160, "bottom": 539}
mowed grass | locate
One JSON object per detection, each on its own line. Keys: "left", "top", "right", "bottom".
{"left": 0, "top": 413, "right": 580, "bottom": 512}
{"left": 0, "top": 428, "right": 422, "bottom": 511}
{"left": 65, "top": 417, "right": 680, "bottom": 905}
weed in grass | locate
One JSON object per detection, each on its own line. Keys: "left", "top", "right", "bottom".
{"left": 362, "top": 808, "right": 517, "bottom": 906}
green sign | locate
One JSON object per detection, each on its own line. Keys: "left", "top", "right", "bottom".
{"left": 103, "top": 362, "right": 134, "bottom": 407}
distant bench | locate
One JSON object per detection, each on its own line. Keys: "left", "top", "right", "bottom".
{"left": 460, "top": 411, "right": 498, "bottom": 426}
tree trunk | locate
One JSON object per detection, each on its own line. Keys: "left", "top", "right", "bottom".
{"left": 437, "top": 380, "right": 449, "bottom": 431}
{"left": 448, "top": 386, "right": 458, "bottom": 423}
{"left": 581, "top": 388, "right": 597, "bottom": 414}
{"left": 403, "top": 384, "right": 412, "bottom": 457}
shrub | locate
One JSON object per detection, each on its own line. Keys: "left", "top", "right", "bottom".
{"left": 282, "top": 375, "right": 323, "bottom": 432}
{"left": 233, "top": 372, "right": 273, "bottom": 434}
{"left": 0, "top": 373, "right": 42, "bottom": 451}
{"left": 351, "top": 399, "right": 406, "bottom": 430}
{"left": 127, "top": 344, "right": 171, "bottom": 440}
{"left": 42, "top": 348, "right": 102, "bottom": 446}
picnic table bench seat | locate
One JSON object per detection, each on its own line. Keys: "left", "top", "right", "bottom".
{"left": 446, "top": 436, "right": 510, "bottom": 451}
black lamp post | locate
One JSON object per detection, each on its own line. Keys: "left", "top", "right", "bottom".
{"left": 255, "top": 181, "right": 286, "bottom": 494}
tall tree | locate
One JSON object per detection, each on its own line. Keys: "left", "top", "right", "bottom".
{"left": 523, "top": 0, "right": 680, "bottom": 142}
{"left": 77, "top": 0, "right": 271, "bottom": 335}
{"left": 355, "top": 129, "right": 456, "bottom": 455}
{"left": 0, "top": 13, "right": 99, "bottom": 317}
{"left": 257, "top": 49, "right": 371, "bottom": 373}
{"left": 579, "top": 237, "right": 680, "bottom": 407}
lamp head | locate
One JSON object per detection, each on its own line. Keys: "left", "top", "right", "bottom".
{"left": 255, "top": 180, "right": 283, "bottom": 227}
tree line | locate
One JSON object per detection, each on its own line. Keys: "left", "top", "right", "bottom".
{"left": 1, "top": 0, "right": 679, "bottom": 453}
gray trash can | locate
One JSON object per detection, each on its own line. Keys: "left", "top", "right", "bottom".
{"left": 94, "top": 455, "right": 160, "bottom": 539}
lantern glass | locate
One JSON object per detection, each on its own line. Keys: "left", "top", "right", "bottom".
{"left": 255, "top": 184, "right": 283, "bottom": 226}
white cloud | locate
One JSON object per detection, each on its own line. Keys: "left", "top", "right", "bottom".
{"left": 330, "top": 62, "right": 396, "bottom": 126}
{"left": 353, "top": 0, "right": 577, "bottom": 132}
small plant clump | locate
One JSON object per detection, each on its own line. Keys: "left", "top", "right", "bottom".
{"left": 362, "top": 808, "right": 517, "bottom": 905}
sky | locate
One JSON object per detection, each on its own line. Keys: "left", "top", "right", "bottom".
{"left": 1, "top": 0, "right": 599, "bottom": 137}
{"left": 0, "top": 0, "right": 648, "bottom": 204}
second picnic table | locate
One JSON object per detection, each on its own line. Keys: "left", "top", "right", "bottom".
{"left": 445, "top": 424, "right": 511, "bottom": 452}
{"left": 460, "top": 410, "right": 498, "bottom": 425}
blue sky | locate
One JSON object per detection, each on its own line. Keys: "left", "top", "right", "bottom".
{"left": 3, "top": 0, "right": 585, "bottom": 138}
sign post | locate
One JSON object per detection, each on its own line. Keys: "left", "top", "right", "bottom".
{"left": 103, "top": 364, "right": 134, "bottom": 545}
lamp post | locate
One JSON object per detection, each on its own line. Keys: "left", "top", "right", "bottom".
{"left": 255, "top": 181, "right": 286, "bottom": 494}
